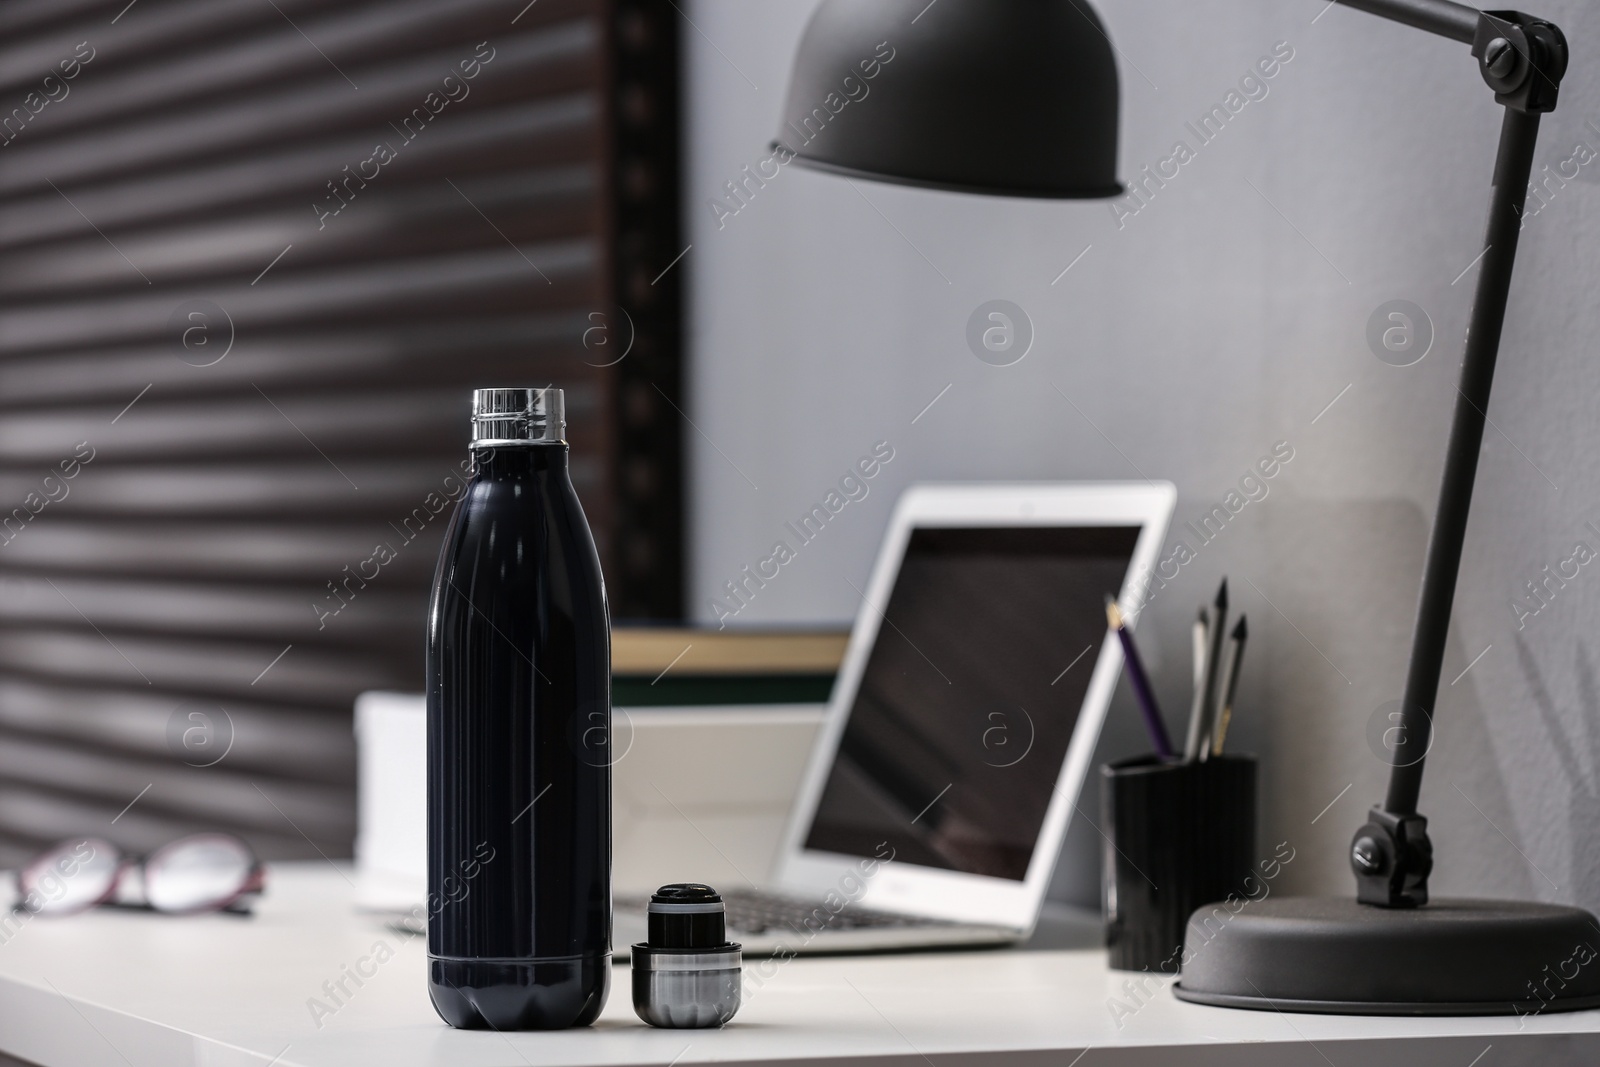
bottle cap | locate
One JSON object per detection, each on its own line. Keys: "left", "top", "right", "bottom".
{"left": 472, "top": 388, "right": 565, "bottom": 446}
{"left": 632, "top": 883, "right": 742, "bottom": 1029}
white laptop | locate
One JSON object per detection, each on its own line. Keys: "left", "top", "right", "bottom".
{"left": 618, "top": 482, "right": 1175, "bottom": 955}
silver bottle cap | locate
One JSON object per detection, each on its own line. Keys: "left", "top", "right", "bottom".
{"left": 632, "top": 948, "right": 743, "bottom": 1029}
{"left": 471, "top": 388, "right": 565, "bottom": 446}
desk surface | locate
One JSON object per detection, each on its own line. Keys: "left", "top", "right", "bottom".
{"left": 0, "top": 864, "right": 1596, "bottom": 1067}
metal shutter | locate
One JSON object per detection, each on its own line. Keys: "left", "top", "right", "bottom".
{"left": 0, "top": 0, "right": 683, "bottom": 867}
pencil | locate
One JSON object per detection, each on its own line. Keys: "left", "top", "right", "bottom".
{"left": 1212, "top": 616, "right": 1248, "bottom": 756}
{"left": 1106, "top": 598, "right": 1174, "bottom": 760}
{"left": 1193, "top": 579, "right": 1229, "bottom": 762}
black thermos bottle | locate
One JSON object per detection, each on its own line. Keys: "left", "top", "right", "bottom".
{"left": 426, "top": 387, "right": 612, "bottom": 1029}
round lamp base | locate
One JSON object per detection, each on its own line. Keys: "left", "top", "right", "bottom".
{"left": 1173, "top": 896, "right": 1600, "bottom": 1016}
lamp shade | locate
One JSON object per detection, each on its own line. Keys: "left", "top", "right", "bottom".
{"left": 776, "top": 0, "right": 1123, "bottom": 198}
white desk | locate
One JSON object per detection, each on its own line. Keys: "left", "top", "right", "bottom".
{"left": 0, "top": 864, "right": 1596, "bottom": 1067}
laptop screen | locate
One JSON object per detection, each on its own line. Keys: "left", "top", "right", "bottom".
{"left": 802, "top": 524, "right": 1142, "bottom": 882}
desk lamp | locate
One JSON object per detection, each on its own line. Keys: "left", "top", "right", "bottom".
{"left": 776, "top": 0, "right": 1600, "bottom": 1014}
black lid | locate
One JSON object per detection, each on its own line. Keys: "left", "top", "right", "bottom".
{"left": 645, "top": 883, "right": 730, "bottom": 951}
{"left": 651, "top": 883, "right": 722, "bottom": 905}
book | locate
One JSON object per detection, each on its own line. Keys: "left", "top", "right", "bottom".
{"left": 612, "top": 628, "right": 846, "bottom": 706}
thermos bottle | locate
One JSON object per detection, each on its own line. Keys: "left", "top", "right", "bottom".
{"left": 426, "top": 387, "right": 612, "bottom": 1029}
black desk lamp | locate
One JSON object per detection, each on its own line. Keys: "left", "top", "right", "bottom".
{"left": 777, "top": 0, "right": 1600, "bottom": 1015}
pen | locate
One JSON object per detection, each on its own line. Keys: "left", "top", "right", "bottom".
{"left": 1211, "top": 616, "right": 1248, "bottom": 757}
{"left": 1184, "top": 608, "right": 1210, "bottom": 762}
{"left": 1106, "top": 597, "right": 1174, "bottom": 760}
{"left": 1191, "top": 609, "right": 1206, "bottom": 695}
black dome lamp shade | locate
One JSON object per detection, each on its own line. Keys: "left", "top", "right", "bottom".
{"left": 775, "top": 0, "right": 1600, "bottom": 1018}
{"left": 775, "top": 0, "right": 1123, "bottom": 198}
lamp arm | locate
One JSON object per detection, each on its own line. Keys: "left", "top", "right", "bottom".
{"left": 1351, "top": 106, "right": 1540, "bottom": 909}
{"left": 1333, "top": 0, "right": 1478, "bottom": 44}
{"left": 1331, "top": 3, "right": 1570, "bottom": 908}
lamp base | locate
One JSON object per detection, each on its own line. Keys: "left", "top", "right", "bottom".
{"left": 1172, "top": 896, "right": 1600, "bottom": 1016}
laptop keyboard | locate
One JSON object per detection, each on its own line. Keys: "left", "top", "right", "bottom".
{"left": 618, "top": 889, "right": 949, "bottom": 935}
{"left": 727, "top": 891, "right": 946, "bottom": 933}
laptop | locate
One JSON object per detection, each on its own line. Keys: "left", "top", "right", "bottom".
{"left": 618, "top": 482, "right": 1175, "bottom": 956}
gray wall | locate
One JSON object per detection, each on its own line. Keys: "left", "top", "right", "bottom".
{"left": 681, "top": 0, "right": 1600, "bottom": 908}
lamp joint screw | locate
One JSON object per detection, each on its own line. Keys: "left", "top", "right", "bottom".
{"left": 1484, "top": 37, "right": 1517, "bottom": 79}
{"left": 1352, "top": 836, "right": 1385, "bottom": 873}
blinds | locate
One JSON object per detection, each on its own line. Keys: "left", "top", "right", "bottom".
{"left": 0, "top": 0, "right": 679, "bottom": 868}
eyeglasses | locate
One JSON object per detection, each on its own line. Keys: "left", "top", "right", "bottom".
{"left": 17, "top": 833, "right": 266, "bottom": 916}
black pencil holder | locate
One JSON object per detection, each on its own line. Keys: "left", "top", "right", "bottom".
{"left": 1101, "top": 755, "right": 1256, "bottom": 973}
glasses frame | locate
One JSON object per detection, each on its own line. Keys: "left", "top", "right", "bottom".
{"left": 17, "top": 832, "right": 266, "bottom": 917}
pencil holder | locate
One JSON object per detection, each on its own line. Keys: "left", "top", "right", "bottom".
{"left": 1101, "top": 755, "right": 1256, "bottom": 973}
